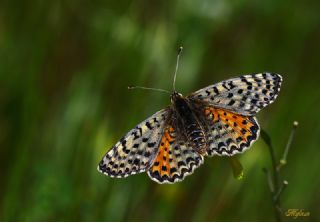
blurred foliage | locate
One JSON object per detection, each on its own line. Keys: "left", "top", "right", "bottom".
{"left": 1, "top": 0, "right": 320, "bottom": 221}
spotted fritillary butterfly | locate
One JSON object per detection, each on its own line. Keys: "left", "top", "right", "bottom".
{"left": 98, "top": 48, "right": 282, "bottom": 184}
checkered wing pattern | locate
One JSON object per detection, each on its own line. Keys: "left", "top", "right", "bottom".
{"left": 203, "top": 107, "right": 260, "bottom": 156}
{"left": 189, "top": 73, "right": 282, "bottom": 115}
{"left": 98, "top": 109, "right": 169, "bottom": 178}
{"left": 147, "top": 126, "right": 204, "bottom": 184}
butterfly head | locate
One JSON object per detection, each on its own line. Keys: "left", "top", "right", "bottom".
{"left": 170, "top": 91, "right": 183, "bottom": 104}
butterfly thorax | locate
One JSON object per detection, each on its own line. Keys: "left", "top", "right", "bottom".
{"left": 171, "top": 92, "right": 207, "bottom": 155}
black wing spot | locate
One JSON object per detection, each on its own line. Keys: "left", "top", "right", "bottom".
{"left": 251, "top": 99, "right": 258, "bottom": 104}
{"left": 262, "top": 89, "right": 268, "bottom": 95}
{"left": 218, "top": 142, "right": 225, "bottom": 148}
{"left": 226, "top": 138, "right": 233, "bottom": 145}
{"left": 213, "top": 87, "right": 219, "bottom": 94}
{"left": 121, "top": 139, "right": 127, "bottom": 147}
{"left": 144, "top": 151, "right": 151, "bottom": 157}
{"left": 186, "top": 157, "right": 193, "bottom": 163}
{"left": 146, "top": 122, "right": 152, "bottom": 130}
{"left": 170, "top": 168, "right": 177, "bottom": 174}
{"left": 123, "top": 148, "right": 130, "bottom": 154}
{"left": 222, "top": 82, "right": 229, "bottom": 90}
{"left": 228, "top": 81, "right": 236, "bottom": 89}
{"left": 147, "top": 142, "right": 156, "bottom": 147}
{"left": 228, "top": 100, "right": 235, "bottom": 106}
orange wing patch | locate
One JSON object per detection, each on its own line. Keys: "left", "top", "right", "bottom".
{"left": 149, "top": 127, "right": 175, "bottom": 178}
{"left": 147, "top": 126, "right": 204, "bottom": 183}
{"left": 204, "top": 107, "right": 260, "bottom": 156}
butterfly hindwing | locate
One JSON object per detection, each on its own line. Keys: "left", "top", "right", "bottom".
{"left": 189, "top": 72, "right": 282, "bottom": 115}
{"left": 98, "top": 109, "right": 170, "bottom": 178}
{"left": 147, "top": 126, "right": 204, "bottom": 184}
{"left": 203, "top": 107, "right": 260, "bottom": 156}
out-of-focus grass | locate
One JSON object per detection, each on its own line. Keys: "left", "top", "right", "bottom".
{"left": 1, "top": 0, "right": 320, "bottom": 221}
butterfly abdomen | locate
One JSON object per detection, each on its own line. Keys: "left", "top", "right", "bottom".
{"left": 172, "top": 94, "right": 207, "bottom": 154}
{"left": 186, "top": 123, "right": 206, "bottom": 154}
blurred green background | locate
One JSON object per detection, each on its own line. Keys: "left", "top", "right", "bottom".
{"left": 1, "top": 0, "right": 320, "bottom": 221}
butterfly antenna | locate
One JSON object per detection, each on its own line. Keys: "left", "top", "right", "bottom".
{"left": 128, "top": 85, "right": 171, "bottom": 94}
{"left": 173, "top": 46, "right": 183, "bottom": 92}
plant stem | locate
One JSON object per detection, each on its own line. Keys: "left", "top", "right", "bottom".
{"left": 277, "top": 121, "right": 298, "bottom": 171}
{"left": 268, "top": 143, "right": 282, "bottom": 222}
{"left": 261, "top": 121, "right": 299, "bottom": 222}
{"left": 261, "top": 129, "right": 283, "bottom": 222}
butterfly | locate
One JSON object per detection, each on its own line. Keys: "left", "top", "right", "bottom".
{"left": 97, "top": 49, "right": 282, "bottom": 184}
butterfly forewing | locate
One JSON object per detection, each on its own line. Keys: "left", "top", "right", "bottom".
{"left": 98, "top": 108, "right": 170, "bottom": 178}
{"left": 189, "top": 73, "right": 282, "bottom": 115}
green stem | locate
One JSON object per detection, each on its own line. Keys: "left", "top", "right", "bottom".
{"left": 261, "top": 129, "right": 282, "bottom": 222}
{"left": 277, "top": 121, "right": 298, "bottom": 171}
{"left": 268, "top": 144, "right": 282, "bottom": 222}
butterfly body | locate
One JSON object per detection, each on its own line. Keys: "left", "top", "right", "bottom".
{"left": 98, "top": 72, "right": 282, "bottom": 184}
{"left": 171, "top": 92, "right": 207, "bottom": 155}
